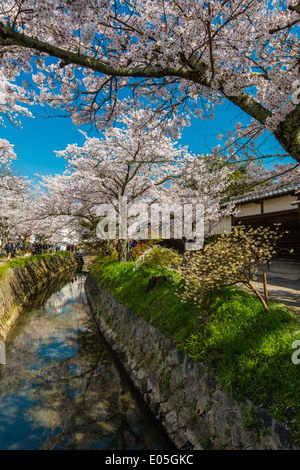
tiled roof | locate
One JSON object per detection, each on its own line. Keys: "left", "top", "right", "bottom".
{"left": 231, "top": 182, "right": 300, "bottom": 205}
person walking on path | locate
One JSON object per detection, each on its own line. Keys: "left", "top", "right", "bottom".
{"left": 4, "top": 240, "right": 13, "bottom": 260}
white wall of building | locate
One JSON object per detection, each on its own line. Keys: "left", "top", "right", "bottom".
{"left": 208, "top": 193, "right": 296, "bottom": 237}
{"left": 236, "top": 202, "right": 261, "bottom": 217}
{"left": 209, "top": 216, "right": 232, "bottom": 235}
{"left": 263, "top": 194, "right": 295, "bottom": 213}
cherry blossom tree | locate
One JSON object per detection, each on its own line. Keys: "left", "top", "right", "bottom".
{"left": 0, "top": 138, "right": 24, "bottom": 190}
{"left": 0, "top": 73, "right": 35, "bottom": 250}
{"left": 0, "top": 70, "right": 32, "bottom": 127}
{"left": 0, "top": 176, "right": 35, "bottom": 252}
{"left": 37, "top": 108, "right": 239, "bottom": 260}
{"left": 35, "top": 172, "right": 89, "bottom": 245}
{"left": 0, "top": 0, "right": 299, "bottom": 164}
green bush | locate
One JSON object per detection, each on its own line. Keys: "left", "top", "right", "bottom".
{"left": 134, "top": 245, "right": 182, "bottom": 271}
{"left": 180, "top": 224, "right": 285, "bottom": 313}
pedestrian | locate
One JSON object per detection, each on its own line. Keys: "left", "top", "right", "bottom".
{"left": 4, "top": 240, "right": 13, "bottom": 260}
{"left": 130, "top": 238, "right": 137, "bottom": 249}
{"left": 15, "top": 243, "right": 22, "bottom": 257}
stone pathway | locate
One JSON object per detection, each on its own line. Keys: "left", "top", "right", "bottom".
{"left": 81, "top": 255, "right": 95, "bottom": 272}
{"left": 250, "top": 273, "right": 300, "bottom": 314}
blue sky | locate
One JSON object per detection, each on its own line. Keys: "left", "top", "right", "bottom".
{"left": 0, "top": 98, "right": 288, "bottom": 182}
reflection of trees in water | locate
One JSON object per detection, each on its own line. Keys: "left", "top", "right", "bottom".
{"left": 42, "top": 275, "right": 86, "bottom": 313}
{"left": 0, "top": 269, "right": 80, "bottom": 383}
{"left": 26, "top": 268, "right": 81, "bottom": 312}
{"left": 25, "top": 328, "right": 168, "bottom": 450}
{"left": 0, "top": 274, "right": 85, "bottom": 399}
{"left": 3, "top": 269, "right": 80, "bottom": 351}
{"left": 0, "top": 275, "right": 172, "bottom": 450}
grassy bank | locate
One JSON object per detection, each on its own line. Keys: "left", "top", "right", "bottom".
{"left": 0, "top": 251, "right": 73, "bottom": 279}
{"left": 90, "top": 257, "right": 300, "bottom": 444}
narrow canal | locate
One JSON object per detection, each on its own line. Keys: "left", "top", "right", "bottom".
{"left": 0, "top": 272, "right": 174, "bottom": 450}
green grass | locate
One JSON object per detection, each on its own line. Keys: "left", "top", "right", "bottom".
{"left": 0, "top": 251, "right": 73, "bottom": 279}
{"left": 90, "top": 257, "right": 300, "bottom": 444}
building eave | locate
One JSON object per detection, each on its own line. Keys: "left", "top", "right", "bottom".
{"left": 225, "top": 183, "right": 300, "bottom": 207}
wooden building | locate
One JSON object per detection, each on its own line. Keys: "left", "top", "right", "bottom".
{"left": 212, "top": 183, "right": 300, "bottom": 276}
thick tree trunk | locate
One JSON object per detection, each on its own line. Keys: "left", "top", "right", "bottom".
{"left": 228, "top": 92, "right": 300, "bottom": 163}
{"left": 0, "top": 231, "right": 8, "bottom": 256}
{"left": 274, "top": 106, "right": 300, "bottom": 163}
{"left": 105, "top": 239, "right": 115, "bottom": 256}
{"left": 118, "top": 239, "right": 127, "bottom": 263}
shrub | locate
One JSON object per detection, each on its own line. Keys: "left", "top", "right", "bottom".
{"left": 178, "top": 223, "right": 287, "bottom": 313}
{"left": 130, "top": 239, "right": 160, "bottom": 261}
{"left": 134, "top": 245, "right": 182, "bottom": 271}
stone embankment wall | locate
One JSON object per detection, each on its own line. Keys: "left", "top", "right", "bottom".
{"left": 0, "top": 254, "right": 82, "bottom": 340}
{"left": 85, "top": 273, "right": 298, "bottom": 451}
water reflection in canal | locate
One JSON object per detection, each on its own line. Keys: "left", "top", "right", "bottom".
{"left": 0, "top": 274, "right": 174, "bottom": 450}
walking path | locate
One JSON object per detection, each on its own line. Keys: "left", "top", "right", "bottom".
{"left": 250, "top": 272, "right": 300, "bottom": 314}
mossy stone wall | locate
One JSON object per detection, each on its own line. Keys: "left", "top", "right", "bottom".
{"left": 0, "top": 254, "right": 82, "bottom": 340}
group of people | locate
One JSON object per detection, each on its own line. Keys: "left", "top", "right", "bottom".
{"left": 115, "top": 239, "right": 137, "bottom": 252}
{"left": 65, "top": 245, "right": 78, "bottom": 252}
{"left": 3, "top": 240, "right": 23, "bottom": 259}
{"left": 31, "top": 241, "right": 61, "bottom": 255}
{"left": 1, "top": 239, "right": 80, "bottom": 260}
{"left": 2, "top": 240, "right": 62, "bottom": 259}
